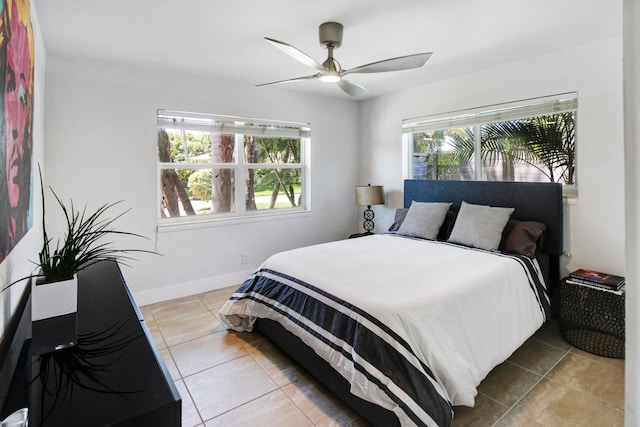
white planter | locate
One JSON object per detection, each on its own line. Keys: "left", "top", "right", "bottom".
{"left": 31, "top": 275, "right": 78, "bottom": 355}
{"left": 32, "top": 275, "right": 78, "bottom": 321}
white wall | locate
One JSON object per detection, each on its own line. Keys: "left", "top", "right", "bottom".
{"left": 359, "top": 36, "right": 625, "bottom": 279}
{"left": 43, "top": 56, "right": 360, "bottom": 304}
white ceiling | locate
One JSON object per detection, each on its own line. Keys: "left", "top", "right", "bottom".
{"left": 34, "top": 0, "right": 621, "bottom": 99}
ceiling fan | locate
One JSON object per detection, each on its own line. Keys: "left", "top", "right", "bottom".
{"left": 256, "top": 22, "right": 433, "bottom": 97}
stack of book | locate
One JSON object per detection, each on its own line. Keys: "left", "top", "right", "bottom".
{"left": 567, "top": 268, "right": 626, "bottom": 295}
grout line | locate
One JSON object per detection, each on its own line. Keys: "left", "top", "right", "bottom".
{"left": 566, "top": 347, "right": 626, "bottom": 373}
{"left": 156, "top": 288, "right": 318, "bottom": 426}
{"left": 177, "top": 352, "right": 253, "bottom": 382}
{"left": 489, "top": 347, "right": 572, "bottom": 427}
{"left": 244, "top": 342, "right": 317, "bottom": 426}
{"left": 530, "top": 336, "right": 572, "bottom": 352}
{"left": 540, "top": 354, "right": 626, "bottom": 410}
{"left": 279, "top": 383, "right": 319, "bottom": 426}
{"left": 174, "top": 378, "right": 206, "bottom": 427}
{"left": 196, "top": 389, "right": 287, "bottom": 426}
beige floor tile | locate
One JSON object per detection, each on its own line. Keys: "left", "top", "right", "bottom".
{"left": 146, "top": 322, "right": 167, "bottom": 350}
{"left": 159, "top": 346, "right": 181, "bottom": 381}
{"left": 477, "top": 361, "right": 541, "bottom": 407}
{"left": 245, "top": 334, "right": 309, "bottom": 386}
{"left": 158, "top": 311, "right": 225, "bottom": 347}
{"left": 139, "top": 305, "right": 155, "bottom": 322}
{"left": 198, "top": 286, "right": 238, "bottom": 311}
{"left": 204, "top": 389, "right": 313, "bottom": 427}
{"left": 282, "top": 376, "right": 359, "bottom": 427}
{"left": 452, "top": 393, "right": 508, "bottom": 427}
{"left": 511, "top": 378, "right": 624, "bottom": 427}
{"left": 570, "top": 346, "right": 625, "bottom": 371}
{"left": 150, "top": 295, "right": 209, "bottom": 323}
{"left": 531, "top": 319, "right": 573, "bottom": 351}
{"left": 345, "top": 417, "right": 372, "bottom": 427}
{"left": 545, "top": 352, "right": 625, "bottom": 409}
{"left": 170, "top": 332, "right": 248, "bottom": 377}
{"left": 233, "top": 330, "right": 271, "bottom": 353}
{"left": 175, "top": 379, "right": 204, "bottom": 427}
{"left": 493, "top": 411, "right": 543, "bottom": 427}
{"left": 184, "top": 355, "right": 278, "bottom": 421}
{"left": 143, "top": 292, "right": 626, "bottom": 427}
{"left": 507, "top": 338, "right": 567, "bottom": 375}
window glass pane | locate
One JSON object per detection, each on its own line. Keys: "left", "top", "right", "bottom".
{"left": 210, "top": 168, "right": 236, "bottom": 213}
{"left": 211, "top": 133, "right": 236, "bottom": 164}
{"left": 481, "top": 112, "right": 576, "bottom": 184}
{"left": 245, "top": 136, "right": 301, "bottom": 164}
{"left": 158, "top": 128, "right": 215, "bottom": 163}
{"left": 408, "top": 112, "right": 576, "bottom": 186}
{"left": 245, "top": 168, "right": 302, "bottom": 211}
{"left": 480, "top": 157, "right": 550, "bottom": 182}
{"left": 411, "top": 128, "right": 475, "bottom": 180}
{"left": 403, "top": 96, "right": 577, "bottom": 196}
{"left": 160, "top": 168, "right": 235, "bottom": 218}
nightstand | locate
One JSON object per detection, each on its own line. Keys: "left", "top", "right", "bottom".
{"left": 556, "top": 277, "right": 625, "bottom": 358}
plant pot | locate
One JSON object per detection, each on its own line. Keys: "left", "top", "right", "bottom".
{"left": 31, "top": 275, "right": 78, "bottom": 355}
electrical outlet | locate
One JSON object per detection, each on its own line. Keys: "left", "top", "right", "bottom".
{"left": 241, "top": 253, "right": 249, "bottom": 265}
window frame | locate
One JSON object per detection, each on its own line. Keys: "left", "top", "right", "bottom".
{"left": 401, "top": 93, "right": 578, "bottom": 198}
{"left": 157, "top": 110, "right": 311, "bottom": 226}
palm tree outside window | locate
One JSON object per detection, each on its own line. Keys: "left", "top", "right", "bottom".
{"left": 402, "top": 93, "right": 577, "bottom": 197}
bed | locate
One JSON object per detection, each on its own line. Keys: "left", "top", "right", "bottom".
{"left": 218, "top": 179, "right": 563, "bottom": 427}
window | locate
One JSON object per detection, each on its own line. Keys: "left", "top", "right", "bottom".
{"left": 402, "top": 93, "right": 577, "bottom": 196}
{"left": 157, "top": 110, "right": 310, "bottom": 223}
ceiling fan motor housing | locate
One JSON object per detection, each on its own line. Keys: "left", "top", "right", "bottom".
{"left": 319, "top": 22, "right": 343, "bottom": 49}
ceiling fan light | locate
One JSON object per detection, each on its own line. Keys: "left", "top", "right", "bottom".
{"left": 319, "top": 71, "right": 341, "bottom": 83}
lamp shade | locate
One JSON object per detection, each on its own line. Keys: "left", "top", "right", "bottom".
{"left": 355, "top": 185, "right": 384, "bottom": 206}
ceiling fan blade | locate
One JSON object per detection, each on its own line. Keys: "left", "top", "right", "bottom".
{"left": 264, "top": 37, "right": 324, "bottom": 72}
{"left": 343, "top": 52, "right": 432, "bottom": 76}
{"left": 256, "top": 75, "right": 317, "bottom": 87}
{"left": 337, "top": 80, "right": 369, "bottom": 97}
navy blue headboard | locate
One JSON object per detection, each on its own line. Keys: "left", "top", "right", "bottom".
{"left": 404, "top": 180, "right": 563, "bottom": 257}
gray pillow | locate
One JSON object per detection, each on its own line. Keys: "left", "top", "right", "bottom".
{"left": 397, "top": 201, "right": 451, "bottom": 240}
{"left": 387, "top": 208, "right": 409, "bottom": 232}
{"left": 448, "top": 201, "right": 515, "bottom": 251}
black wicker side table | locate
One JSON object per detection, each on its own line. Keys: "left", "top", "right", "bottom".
{"left": 556, "top": 278, "right": 625, "bottom": 358}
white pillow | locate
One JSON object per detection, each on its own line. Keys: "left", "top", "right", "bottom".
{"left": 397, "top": 201, "right": 451, "bottom": 240}
{"left": 448, "top": 201, "right": 514, "bottom": 251}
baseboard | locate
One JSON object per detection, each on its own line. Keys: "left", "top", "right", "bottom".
{"left": 132, "top": 270, "right": 252, "bottom": 306}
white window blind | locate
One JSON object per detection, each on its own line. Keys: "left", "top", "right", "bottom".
{"left": 402, "top": 92, "right": 578, "bottom": 133}
{"left": 158, "top": 110, "right": 311, "bottom": 139}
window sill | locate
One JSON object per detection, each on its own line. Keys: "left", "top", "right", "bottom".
{"left": 157, "top": 209, "right": 311, "bottom": 233}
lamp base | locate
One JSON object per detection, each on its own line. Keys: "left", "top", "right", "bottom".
{"left": 362, "top": 205, "right": 375, "bottom": 233}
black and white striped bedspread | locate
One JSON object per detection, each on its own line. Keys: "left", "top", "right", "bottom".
{"left": 218, "top": 235, "right": 551, "bottom": 427}
{"left": 225, "top": 268, "right": 454, "bottom": 426}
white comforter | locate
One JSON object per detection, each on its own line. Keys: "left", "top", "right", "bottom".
{"left": 220, "top": 234, "right": 546, "bottom": 409}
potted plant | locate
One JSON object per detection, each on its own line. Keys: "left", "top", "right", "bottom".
{"left": 4, "top": 169, "right": 154, "bottom": 354}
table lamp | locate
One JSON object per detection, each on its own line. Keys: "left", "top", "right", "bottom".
{"left": 355, "top": 184, "right": 384, "bottom": 234}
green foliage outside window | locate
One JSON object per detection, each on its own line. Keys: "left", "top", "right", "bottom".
{"left": 412, "top": 112, "right": 576, "bottom": 185}
{"left": 158, "top": 128, "right": 304, "bottom": 217}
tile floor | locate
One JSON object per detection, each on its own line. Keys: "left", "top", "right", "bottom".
{"left": 140, "top": 286, "right": 625, "bottom": 427}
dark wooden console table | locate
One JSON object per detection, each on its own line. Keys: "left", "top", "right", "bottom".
{"left": 25, "top": 261, "right": 181, "bottom": 426}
